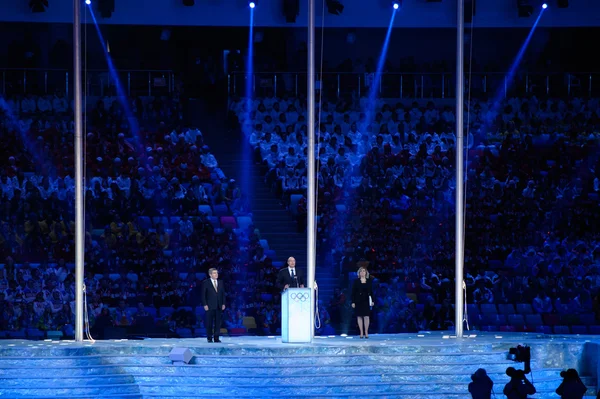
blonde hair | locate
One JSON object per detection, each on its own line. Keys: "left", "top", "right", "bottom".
{"left": 357, "top": 267, "right": 370, "bottom": 279}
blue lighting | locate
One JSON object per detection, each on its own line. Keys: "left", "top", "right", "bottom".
{"left": 85, "top": 0, "right": 91, "bottom": 4}
{"left": 542, "top": 3, "right": 548, "bottom": 8}
{"left": 89, "top": 7, "right": 143, "bottom": 155}
{"left": 363, "top": 9, "right": 397, "bottom": 127}
{"left": 240, "top": 3, "right": 255, "bottom": 208}
{"left": 393, "top": 2, "right": 399, "bottom": 9}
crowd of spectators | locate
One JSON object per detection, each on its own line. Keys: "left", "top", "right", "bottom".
{"left": 0, "top": 92, "right": 286, "bottom": 339}
{"left": 235, "top": 89, "right": 600, "bottom": 334}
{"left": 3, "top": 84, "right": 600, "bottom": 338}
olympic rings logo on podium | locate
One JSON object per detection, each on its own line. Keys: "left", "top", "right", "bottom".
{"left": 290, "top": 293, "right": 309, "bottom": 302}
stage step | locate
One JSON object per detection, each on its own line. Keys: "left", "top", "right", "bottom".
{"left": 0, "top": 336, "right": 596, "bottom": 399}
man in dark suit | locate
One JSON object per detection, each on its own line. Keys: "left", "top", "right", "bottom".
{"left": 276, "top": 257, "right": 305, "bottom": 291}
{"left": 202, "top": 268, "right": 225, "bottom": 343}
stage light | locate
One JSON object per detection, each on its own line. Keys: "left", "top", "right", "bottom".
{"left": 249, "top": 1, "right": 255, "bottom": 8}
{"left": 29, "top": 0, "right": 49, "bottom": 13}
{"left": 85, "top": 0, "right": 91, "bottom": 4}
{"left": 169, "top": 348, "right": 193, "bottom": 365}
{"left": 326, "top": 0, "right": 344, "bottom": 15}
{"left": 542, "top": 3, "right": 548, "bottom": 8}
{"left": 392, "top": 1, "right": 400, "bottom": 10}
{"left": 517, "top": 0, "right": 533, "bottom": 17}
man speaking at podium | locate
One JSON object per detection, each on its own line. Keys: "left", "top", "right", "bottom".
{"left": 277, "top": 257, "right": 305, "bottom": 290}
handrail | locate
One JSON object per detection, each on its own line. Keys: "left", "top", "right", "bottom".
{"left": 229, "top": 70, "right": 599, "bottom": 76}
{"left": 0, "top": 68, "right": 174, "bottom": 72}
{"left": 0, "top": 69, "right": 175, "bottom": 97}
{"left": 227, "top": 71, "right": 598, "bottom": 99}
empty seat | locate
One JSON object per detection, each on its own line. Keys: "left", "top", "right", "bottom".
{"left": 220, "top": 216, "right": 237, "bottom": 229}
{"left": 259, "top": 239, "right": 270, "bottom": 250}
{"left": 508, "top": 314, "right": 525, "bottom": 327}
{"left": 195, "top": 306, "right": 206, "bottom": 316}
{"left": 176, "top": 328, "right": 193, "bottom": 338}
{"left": 207, "top": 216, "right": 221, "bottom": 229}
{"left": 237, "top": 216, "right": 253, "bottom": 231}
{"left": 480, "top": 304, "right": 497, "bottom": 314}
{"left": 553, "top": 325, "right": 570, "bottom": 334}
{"left": 159, "top": 307, "right": 175, "bottom": 317}
{"left": 213, "top": 204, "right": 229, "bottom": 216}
{"left": 145, "top": 307, "right": 157, "bottom": 318}
{"left": 516, "top": 303, "right": 534, "bottom": 315}
{"left": 26, "top": 329, "right": 45, "bottom": 339}
{"left": 138, "top": 216, "right": 152, "bottom": 229}
{"left": 498, "top": 304, "right": 515, "bottom": 315}
{"left": 198, "top": 205, "right": 213, "bottom": 215}
{"left": 228, "top": 328, "right": 247, "bottom": 336}
{"left": 243, "top": 317, "right": 257, "bottom": 329}
{"left": 535, "top": 326, "right": 552, "bottom": 334}
{"left": 571, "top": 325, "right": 588, "bottom": 335}
{"left": 169, "top": 216, "right": 181, "bottom": 226}
{"left": 152, "top": 216, "right": 169, "bottom": 227}
{"left": 467, "top": 304, "right": 480, "bottom": 318}
{"left": 525, "top": 314, "right": 543, "bottom": 327}
{"left": 543, "top": 313, "right": 560, "bottom": 326}
{"left": 481, "top": 313, "right": 501, "bottom": 326}
{"left": 579, "top": 313, "right": 596, "bottom": 326}
{"left": 589, "top": 325, "right": 600, "bottom": 334}
{"left": 561, "top": 314, "right": 580, "bottom": 325}
{"left": 265, "top": 249, "right": 276, "bottom": 259}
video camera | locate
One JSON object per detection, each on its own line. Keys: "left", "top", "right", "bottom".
{"left": 508, "top": 345, "right": 531, "bottom": 374}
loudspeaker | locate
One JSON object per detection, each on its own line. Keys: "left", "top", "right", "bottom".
{"left": 169, "top": 347, "right": 193, "bottom": 364}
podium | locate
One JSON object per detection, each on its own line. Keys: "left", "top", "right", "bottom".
{"left": 281, "top": 288, "right": 312, "bottom": 343}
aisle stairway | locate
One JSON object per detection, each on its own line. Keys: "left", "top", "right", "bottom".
{"left": 0, "top": 339, "right": 596, "bottom": 398}
{"left": 188, "top": 100, "right": 338, "bottom": 302}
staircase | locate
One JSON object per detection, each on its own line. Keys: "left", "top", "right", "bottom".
{"left": 189, "top": 101, "right": 339, "bottom": 303}
{"left": 0, "top": 339, "right": 596, "bottom": 398}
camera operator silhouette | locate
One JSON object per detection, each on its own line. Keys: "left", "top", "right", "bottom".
{"left": 503, "top": 367, "right": 536, "bottom": 399}
{"left": 556, "top": 369, "right": 587, "bottom": 399}
{"left": 468, "top": 368, "right": 494, "bottom": 399}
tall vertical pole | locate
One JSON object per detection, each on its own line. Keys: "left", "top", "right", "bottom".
{"left": 454, "top": 0, "right": 465, "bottom": 339}
{"left": 74, "top": 0, "right": 85, "bottom": 342}
{"left": 307, "top": 0, "right": 316, "bottom": 342}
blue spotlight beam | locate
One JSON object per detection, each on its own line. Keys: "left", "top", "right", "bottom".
{"left": 483, "top": 6, "right": 546, "bottom": 131}
{"left": 241, "top": 7, "right": 255, "bottom": 206}
{"left": 363, "top": 9, "right": 397, "bottom": 128}
{"left": 88, "top": 5, "right": 144, "bottom": 156}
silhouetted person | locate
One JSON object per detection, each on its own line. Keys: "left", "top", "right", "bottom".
{"left": 556, "top": 369, "right": 587, "bottom": 399}
{"left": 504, "top": 367, "right": 536, "bottom": 399}
{"left": 469, "top": 368, "right": 494, "bottom": 399}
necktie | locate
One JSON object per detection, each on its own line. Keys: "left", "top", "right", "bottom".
{"left": 291, "top": 269, "right": 296, "bottom": 286}
{"left": 213, "top": 280, "right": 218, "bottom": 292}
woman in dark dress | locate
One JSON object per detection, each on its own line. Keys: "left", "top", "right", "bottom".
{"left": 351, "top": 267, "right": 374, "bottom": 338}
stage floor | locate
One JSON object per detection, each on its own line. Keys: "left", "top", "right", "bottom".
{"left": 0, "top": 332, "right": 597, "bottom": 398}
{"left": 1, "top": 330, "right": 595, "bottom": 348}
